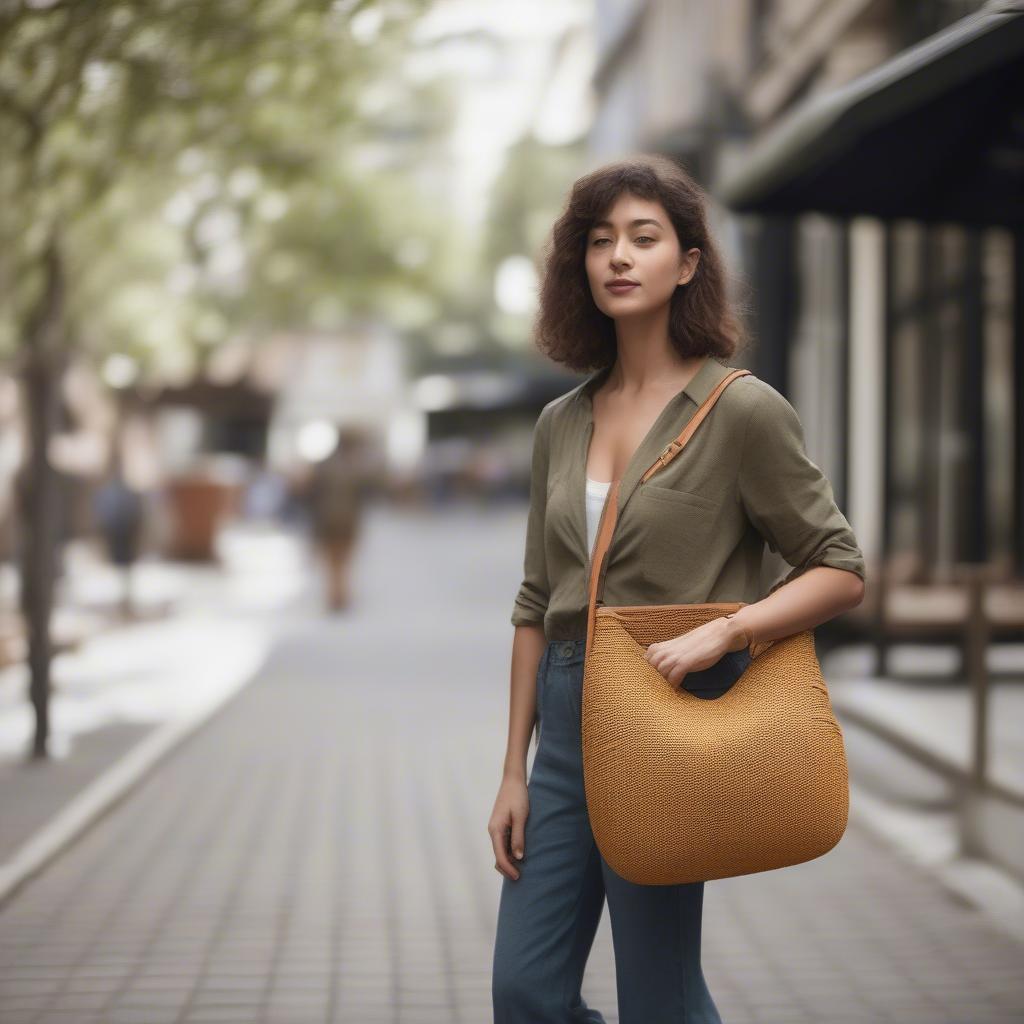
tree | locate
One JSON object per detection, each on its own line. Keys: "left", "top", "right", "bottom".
{"left": 0, "top": 0, "right": 450, "bottom": 757}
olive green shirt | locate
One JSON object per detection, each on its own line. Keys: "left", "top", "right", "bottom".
{"left": 511, "top": 355, "right": 867, "bottom": 641}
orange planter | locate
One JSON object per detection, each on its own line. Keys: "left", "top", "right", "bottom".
{"left": 165, "top": 475, "right": 237, "bottom": 562}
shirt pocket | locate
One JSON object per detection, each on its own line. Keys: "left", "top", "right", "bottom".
{"left": 634, "top": 483, "right": 722, "bottom": 591}
{"left": 639, "top": 483, "right": 718, "bottom": 514}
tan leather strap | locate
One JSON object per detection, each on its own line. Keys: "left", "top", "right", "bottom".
{"left": 584, "top": 368, "right": 752, "bottom": 657}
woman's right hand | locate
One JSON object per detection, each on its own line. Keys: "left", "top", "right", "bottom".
{"left": 488, "top": 775, "right": 529, "bottom": 881}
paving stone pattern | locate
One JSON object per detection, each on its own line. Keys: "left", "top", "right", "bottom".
{"left": 0, "top": 506, "right": 1022, "bottom": 1023}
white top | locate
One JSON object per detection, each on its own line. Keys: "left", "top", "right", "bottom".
{"left": 585, "top": 476, "right": 612, "bottom": 560}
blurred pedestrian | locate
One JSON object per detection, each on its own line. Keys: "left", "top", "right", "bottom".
{"left": 92, "top": 447, "right": 145, "bottom": 618}
{"left": 306, "top": 428, "right": 370, "bottom": 612}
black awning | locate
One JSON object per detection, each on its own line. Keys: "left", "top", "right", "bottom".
{"left": 716, "top": 1, "right": 1024, "bottom": 226}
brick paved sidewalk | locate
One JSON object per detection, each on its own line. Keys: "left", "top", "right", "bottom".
{"left": 0, "top": 527, "right": 307, "bottom": 900}
{"left": 0, "top": 506, "right": 1021, "bottom": 1023}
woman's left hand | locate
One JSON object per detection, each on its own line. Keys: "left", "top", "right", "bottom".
{"left": 643, "top": 616, "right": 747, "bottom": 689}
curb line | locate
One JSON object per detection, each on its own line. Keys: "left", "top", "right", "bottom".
{"left": 848, "top": 780, "right": 1024, "bottom": 946}
{"left": 0, "top": 668, "right": 254, "bottom": 911}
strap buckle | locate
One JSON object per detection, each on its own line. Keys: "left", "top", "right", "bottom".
{"left": 657, "top": 440, "right": 681, "bottom": 466}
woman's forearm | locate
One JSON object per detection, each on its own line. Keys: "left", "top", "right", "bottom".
{"left": 727, "top": 566, "right": 865, "bottom": 651}
{"left": 504, "top": 623, "right": 546, "bottom": 780}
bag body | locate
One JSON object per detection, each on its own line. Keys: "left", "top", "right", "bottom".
{"left": 581, "top": 368, "right": 850, "bottom": 885}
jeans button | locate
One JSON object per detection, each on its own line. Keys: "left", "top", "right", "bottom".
{"left": 561, "top": 642, "right": 574, "bottom": 657}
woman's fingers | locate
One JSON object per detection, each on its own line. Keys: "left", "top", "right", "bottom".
{"left": 489, "top": 819, "right": 520, "bottom": 881}
{"left": 509, "top": 816, "right": 525, "bottom": 864}
{"left": 488, "top": 782, "right": 529, "bottom": 881}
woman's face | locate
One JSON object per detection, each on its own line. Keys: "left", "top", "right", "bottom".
{"left": 584, "top": 193, "right": 699, "bottom": 320}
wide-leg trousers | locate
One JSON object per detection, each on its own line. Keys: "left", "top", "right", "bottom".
{"left": 492, "top": 637, "right": 728, "bottom": 1024}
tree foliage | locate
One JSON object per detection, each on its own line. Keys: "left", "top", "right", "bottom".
{"left": 0, "top": 0, "right": 451, "bottom": 374}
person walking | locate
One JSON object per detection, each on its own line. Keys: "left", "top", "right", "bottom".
{"left": 489, "top": 154, "right": 867, "bottom": 1023}
{"left": 92, "top": 448, "right": 146, "bottom": 619}
{"left": 306, "top": 428, "right": 370, "bottom": 612}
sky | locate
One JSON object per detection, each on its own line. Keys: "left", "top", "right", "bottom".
{"left": 409, "top": 0, "right": 595, "bottom": 229}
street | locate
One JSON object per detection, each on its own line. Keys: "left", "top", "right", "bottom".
{"left": 0, "top": 503, "right": 1022, "bottom": 1023}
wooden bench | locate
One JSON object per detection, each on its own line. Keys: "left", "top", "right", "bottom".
{"left": 841, "top": 555, "right": 1024, "bottom": 679}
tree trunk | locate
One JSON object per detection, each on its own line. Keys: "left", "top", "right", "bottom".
{"left": 18, "top": 237, "right": 67, "bottom": 761}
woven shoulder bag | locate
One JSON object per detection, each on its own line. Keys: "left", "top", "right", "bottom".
{"left": 582, "top": 368, "right": 850, "bottom": 885}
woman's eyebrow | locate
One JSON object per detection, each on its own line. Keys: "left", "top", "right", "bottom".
{"left": 591, "top": 218, "right": 663, "bottom": 230}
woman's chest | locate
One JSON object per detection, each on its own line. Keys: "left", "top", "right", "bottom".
{"left": 544, "top": 404, "right": 748, "bottom": 577}
{"left": 585, "top": 390, "right": 685, "bottom": 482}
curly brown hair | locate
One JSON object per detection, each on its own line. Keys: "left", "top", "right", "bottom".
{"left": 532, "top": 153, "right": 751, "bottom": 374}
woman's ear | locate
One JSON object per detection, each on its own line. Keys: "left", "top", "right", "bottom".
{"left": 678, "top": 248, "right": 700, "bottom": 286}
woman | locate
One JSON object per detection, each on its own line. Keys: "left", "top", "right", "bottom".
{"left": 489, "top": 155, "right": 866, "bottom": 1024}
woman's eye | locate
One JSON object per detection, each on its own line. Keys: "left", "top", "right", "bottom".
{"left": 591, "top": 237, "right": 655, "bottom": 246}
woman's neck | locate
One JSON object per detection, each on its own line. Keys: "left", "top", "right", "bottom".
{"left": 605, "top": 345, "right": 706, "bottom": 396}
{"left": 606, "top": 305, "right": 682, "bottom": 389}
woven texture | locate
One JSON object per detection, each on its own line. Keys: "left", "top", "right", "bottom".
{"left": 582, "top": 603, "right": 849, "bottom": 885}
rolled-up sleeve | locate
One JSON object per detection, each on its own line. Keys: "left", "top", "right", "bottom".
{"left": 511, "top": 405, "right": 552, "bottom": 627}
{"left": 738, "top": 384, "right": 866, "bottom": 596}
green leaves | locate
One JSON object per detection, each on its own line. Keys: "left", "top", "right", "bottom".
{"left": 0, "top": 0, "right": 444, "bottom": 372}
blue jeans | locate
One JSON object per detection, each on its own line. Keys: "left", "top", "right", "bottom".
{"left": 492, "top": 637, "right": 734, "bottom": 1024}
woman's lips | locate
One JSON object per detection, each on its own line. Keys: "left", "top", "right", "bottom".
{"left": 606, "top": 282, "right": 639, "bottom": 294}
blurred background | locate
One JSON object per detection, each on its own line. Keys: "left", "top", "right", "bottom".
{"left": 0, "top": 1, "right": 1022, "bottom": 1022}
